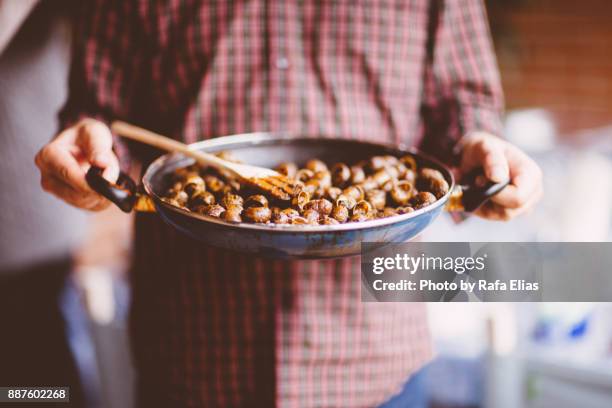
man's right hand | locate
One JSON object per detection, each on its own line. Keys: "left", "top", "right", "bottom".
{"left": 35, "top": 119, "right": 120, "bottom": 211}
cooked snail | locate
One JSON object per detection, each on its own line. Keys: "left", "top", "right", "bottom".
{"left": 161, "top": 151, "right": 447, "bottom": 225}
{"left": 244, "top": 206, "right": 272, "bottom": 223}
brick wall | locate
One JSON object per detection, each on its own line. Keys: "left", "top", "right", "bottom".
{"left": 487, "top": 0, "right": 612, "bottom": 134}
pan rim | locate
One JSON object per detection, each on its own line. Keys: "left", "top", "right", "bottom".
{"left": 142, "top": 132, "right": 455, "bottom": 233}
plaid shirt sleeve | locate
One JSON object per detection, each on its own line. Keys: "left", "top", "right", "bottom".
{"left": 58, "top": 1, "right": 143, "bottom": 166}
{"left": 419, "top": 0, "right": 504, "bottom": 164}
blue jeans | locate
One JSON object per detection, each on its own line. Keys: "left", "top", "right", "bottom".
{"left": 378, "top": 366, "right": 429, "bottom": 408}
{"left": 380, "top": 356, "right": 484, "bottom": 408}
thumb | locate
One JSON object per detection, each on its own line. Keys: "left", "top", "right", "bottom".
{"left": 461, "top": 134, "right": 509, "bottom": 183}
{"left": 76, "top": 119, "right": 115, "bottom": 167}
{"left": 76, "top": 119, "right": 120, "bottom": 183}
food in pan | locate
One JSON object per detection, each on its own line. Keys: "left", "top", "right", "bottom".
{"left": 160, "top": 152, "right": 449, "bottom": 226}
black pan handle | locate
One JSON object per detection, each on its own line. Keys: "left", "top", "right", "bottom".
{"left": 85, "top": 166, "right": 138, "bottom": 213}
{"left": 459, "top": 167, "right": 510, "bottom": 212}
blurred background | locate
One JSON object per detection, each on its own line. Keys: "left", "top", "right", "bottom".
{"left": 0, "top": 1, "right": 611, "bottom": 407}
{"left": 420, "top": 1, "right": 612, "bottom": 407}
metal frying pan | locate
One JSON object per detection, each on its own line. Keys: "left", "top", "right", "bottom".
{"left": 86, "top": 132, "right": 508, "bottom": 259}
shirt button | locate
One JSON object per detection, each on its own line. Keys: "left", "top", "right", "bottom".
{"left": 276, "top": 56, "right": 290, "bottom": 70}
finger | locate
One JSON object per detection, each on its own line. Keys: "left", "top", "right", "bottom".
{"left": 41, "top": 174, "right": 110, "bottom": 211}
{"left": 463, "top": 137, "right": 509, "bottom": 183}
{"left": 101, "top": 152, "right": 120, "bottom": 183}
{"left": 52, "top": 123, "right": 79, "bottom": 144}
{"left": 76, "top": 119, "right": 116, "bottom": 168}
{"left": 481, "top": 142, "right": 509, "bottom": 183}
{"left": 474, "top": 201, "right": 513, "bottom": 221}
{"left": 475, "top": 186, "right": 542, "bottom": 221}
{"left": 36, "top": 143, "right": 93, "bottom": 193}
{"left": 76, "top": 120, "right": 120, "bottom": 183}
{"left": 41, "top": 175, "right": 86, "bottom": 206}
{"left": 489, "top": 184, "right": 523, "bottom": 209}
{"left": 490, "top": 148, "right": 541, "bottom": 208}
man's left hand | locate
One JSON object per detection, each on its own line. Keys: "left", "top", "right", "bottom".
{"left": 459, "top": 132, "right": 543, "bottom": 221}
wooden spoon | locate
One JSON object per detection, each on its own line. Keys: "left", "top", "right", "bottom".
{"left": 111, "top": 121, "right": 300, "bottom": 200}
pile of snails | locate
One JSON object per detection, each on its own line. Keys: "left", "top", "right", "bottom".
{"left": 160, "top": 153, "right": 450, "bottom": 225}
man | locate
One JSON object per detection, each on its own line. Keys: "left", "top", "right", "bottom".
{"left": 36, "top": 1, "right": 542, "bottom": 406}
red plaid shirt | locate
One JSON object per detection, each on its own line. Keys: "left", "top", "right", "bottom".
{"left": 62, "top": 1, "right": 503, "bottom": 407}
